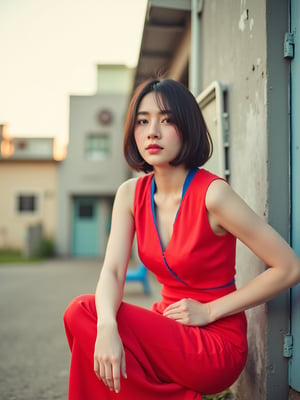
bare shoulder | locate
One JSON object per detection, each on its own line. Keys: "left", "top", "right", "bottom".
{"left": 118, "top": 177, "right": 138, "bottom": 196}
{"left": 203, "top": 179, "right": 238, "bottom": 235}
{"left": 205, "top": 178, "right": 234, "bottom": 212}
{"left": 205, "top": 176, "right": 270, "bottom": 242}
{"left": 115, "top": 177, "right": 139, "bottom": 212}
{"left": 205, "top": 178, "right": 260, "bottom": 220}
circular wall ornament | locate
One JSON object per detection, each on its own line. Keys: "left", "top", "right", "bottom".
{"left": 97, "top": 109, "right": 113, "bottom": 125}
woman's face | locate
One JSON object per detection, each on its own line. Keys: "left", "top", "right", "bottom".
{"left": 134, "top": 92, "right": 182, "bottom": 169}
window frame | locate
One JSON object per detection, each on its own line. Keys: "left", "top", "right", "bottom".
{"left": 15, "top": 191, "right": 40, "bottom": 215}
{"left": 85, "top": 132, "right": 111, "bottom": 161}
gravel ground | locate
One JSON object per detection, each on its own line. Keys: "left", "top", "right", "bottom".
{"left": 0, "top": 258, "right": 161, "bottom": 400}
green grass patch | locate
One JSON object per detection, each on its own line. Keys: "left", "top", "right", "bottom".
{"left": 0, "top": 237, "right": 55, "bottom": 264}
{"left": 0, "top": 249, "right": 38, "bottom": 264}
{"left": 203, "top": 389, "right": 233, "bottom": 400}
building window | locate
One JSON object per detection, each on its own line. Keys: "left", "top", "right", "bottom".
{"left": 86, "top": 133, "right": 110, "bottom": 161}
{"left": 78, "top": 203, "right": 94, "bottom": 218}
{"left": 17, "top": 194, "right": 38, "bottom": 213}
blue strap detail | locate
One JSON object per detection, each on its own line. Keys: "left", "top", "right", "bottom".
{"left": 198, "top": 278, "right": 235, "bottom": 291}
{"left": 151, "top": 168, "right": 198, "bottom": 252}
{"left": 162, "top": 254, "right": 189, "bottom": 286}
{"left": 173, "top": 167, "right": 198, "bottom": 222}
{"left": 150, "top": 169, "right": 236, "bottom": 291}
{"left": 151, "top": 169, "right": 198, "bottom": 286}
{"left": 151, "top": 177, "right": 168, "bottom": 253}
{"left": 182, "top": 168, "right": 198, "bottom": 198}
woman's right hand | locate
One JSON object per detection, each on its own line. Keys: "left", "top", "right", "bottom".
{"left": 94, "top": 323, "right": 127, "bottom": 394}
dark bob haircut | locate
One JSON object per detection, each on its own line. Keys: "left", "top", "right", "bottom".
{"left": 123, "top": 78, "right": 213, "bottom": 173}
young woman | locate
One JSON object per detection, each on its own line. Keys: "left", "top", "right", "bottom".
{"left": 64, "top": 79, "right": 300, "bottom": 399}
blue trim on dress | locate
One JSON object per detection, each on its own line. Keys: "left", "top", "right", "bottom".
{"left": 199, "top": 278, "right": 235, "bottom": 291}
{"left": 182, "top": 167, "right": 198, "bottom": 198}
{"left": 151, "top": 169, "right": 197, "bottom": 287}
{"left": 150, "top": 168, "right": 235, "bottom": 290}
{"left": 151, "top": 175, "right": 188, "bottom": 285}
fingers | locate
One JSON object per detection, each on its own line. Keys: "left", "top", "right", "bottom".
{"left": 94, "top": 354, "right": 126, "bottom": 394}
{"left": 110, "top": 357, "right": 121, "bottom": 393}
{"left": 94, "top": 358, "right": 101, "bottom": 380}
{"left": 163, "top": 298, "right": 197, "bottom": 325}
{"left": 163, "top": 300, "right": 180, "bottom": 313}
{"left": 163, "top": 299, "right": 187, "bottom": 317}
{"left": 164, "top": 311, "right": 187, "bottom": 324}
{"left": 121, "top": 348, "right": 127, "bottom": 379}
{"left": 163, "top": 308, "right": 187, "bottom": 324}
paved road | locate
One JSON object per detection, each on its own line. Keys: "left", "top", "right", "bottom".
{"left": 0, "top": 259, "right": 161, "bottom": 400}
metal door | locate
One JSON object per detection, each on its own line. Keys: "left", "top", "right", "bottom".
{"left": 72, "top": 197, "right": 99, "bottom": 257}
{"left": 290, "top": 0, "right": 300, "bottom": 390}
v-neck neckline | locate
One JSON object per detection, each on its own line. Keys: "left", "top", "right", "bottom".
{"left": 150, "top": 168, "right": 198, "bottom": 253}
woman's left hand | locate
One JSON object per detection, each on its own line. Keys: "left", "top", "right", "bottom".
{"left": 163, "top": 298, "right": 211, "bottom": 326}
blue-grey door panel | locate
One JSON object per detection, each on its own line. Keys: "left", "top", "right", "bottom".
{"left": 290, "top": 0, "right": 300, "bottom": 390}
{"left": 72, "top": 197, "right": 99, "bottom": 257}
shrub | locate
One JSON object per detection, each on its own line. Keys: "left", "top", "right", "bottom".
{"left": 35, "top": 238, "right": 55, "bottom": 259}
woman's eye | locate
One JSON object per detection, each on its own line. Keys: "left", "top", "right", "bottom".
{"left": 162, "top": 117, "right": 172, "bottom": 124}
{"left": 137, "top": 119, "right": 148, "bottom": 125}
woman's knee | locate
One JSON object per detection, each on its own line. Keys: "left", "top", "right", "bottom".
{"left": 63, "top": 294, "right": 96, "bottom": 330}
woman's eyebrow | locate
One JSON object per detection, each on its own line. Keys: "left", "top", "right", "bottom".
{"left": 136, "top": 110, "right": 172, "bottom": 116}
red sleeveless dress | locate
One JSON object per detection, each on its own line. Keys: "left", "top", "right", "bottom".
{"left": 64, "top": 168, "right": 248, "bottom": 400}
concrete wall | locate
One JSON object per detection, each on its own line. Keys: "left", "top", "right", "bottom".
{"left": 0, "top": 161, "right": 57, "bottom": 251}
{"left": 196, "top": 0, "right": 293, "bottom": 399}
{"left": 199, "top": 1, "right": 274, "bottom": 399}
{"left": 56, "top": 93, "right": 129, "bottom": 256}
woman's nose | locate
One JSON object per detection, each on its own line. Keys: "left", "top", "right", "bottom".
{"left": 147, "top": 131, "right": 159, "bottom": 139}
{"left": 147, "top": 121, "right": 161, "bottom": 139}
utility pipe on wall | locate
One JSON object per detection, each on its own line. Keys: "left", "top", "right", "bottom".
{"left": 189, "top": 0, "right": 203, "bottom": 96}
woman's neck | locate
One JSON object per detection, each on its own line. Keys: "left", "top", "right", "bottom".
{"left": 153, "top": 165, "right": 189, "bottom": 196}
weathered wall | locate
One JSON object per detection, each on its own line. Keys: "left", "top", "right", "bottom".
{"left": 62, "top": 93, "right": 129, "bottom": 195}
{"left": 199, "top": 0, "right": 293, "bottom": 399}
{"left": 56, "top": 93, "right": 129, "bottom": 256}
{"left": 200, "top": 1, "right": 268, "bottom": 398}
{"left": 0, "top": 161, "right": 57, "bottom": 251}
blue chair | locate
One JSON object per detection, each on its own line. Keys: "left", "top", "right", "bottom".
{"left": 126, "top": 263, "right": 151, "bottom": 295}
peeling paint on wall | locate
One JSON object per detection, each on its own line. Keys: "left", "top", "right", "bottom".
{"left": 239, "top": 8, "right": 248, "bottom": 31}
{"left": 239, "top": 1, "right": 254, "bottom": 38}
{"left": 200, "top": 1, "right": 288, "bottom": 398}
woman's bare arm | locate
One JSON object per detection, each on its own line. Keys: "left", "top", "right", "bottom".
{"left": 164, "top": 179, "right": 300, "bottom": 326}
{"left": 206, "top": 179, "right": 300, "bottom": 322}
{"left": 94, "top": 178, "right": 136, "bottom": 393}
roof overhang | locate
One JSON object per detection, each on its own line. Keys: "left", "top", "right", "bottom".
{"left": 134, "top": 0, "right": 191, "bottom": 89}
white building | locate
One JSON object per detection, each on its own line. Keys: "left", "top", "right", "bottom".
{"left": 56, "top": 65, "right": 133, "bottom": 257}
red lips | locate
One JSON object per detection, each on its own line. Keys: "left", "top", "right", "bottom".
{"left": 146, "top": 144, "right": 163, "bottom": 154}
{"left": 146, "top": 144, "right": 162, "bottom": 150}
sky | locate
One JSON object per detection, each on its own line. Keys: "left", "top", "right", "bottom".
{"left": 0, "top": 0, "right": 148, "bottom": 145}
